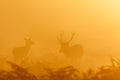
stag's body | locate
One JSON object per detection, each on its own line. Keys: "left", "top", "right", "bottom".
{"left": 57, "top": 33, "right": 83, "bottom": 60}
{"left": 13, "top": 38, "right": 34, "bottom": 61}
{"left": 63, "top": 45, "right": 83, "bottom": 59}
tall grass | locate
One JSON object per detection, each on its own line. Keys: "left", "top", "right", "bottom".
{"left": 0, "top": 57, "right": 120, "bottom": 80}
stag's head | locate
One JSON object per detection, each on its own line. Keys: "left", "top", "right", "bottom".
{"left": 57, "top": 32, "right": 75, "bottom": 53}
{"left": 24, "top": 38, "right": 34, "bottom": 46}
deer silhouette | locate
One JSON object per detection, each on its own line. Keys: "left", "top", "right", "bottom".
{"left": 57, "top": 33, "right": 83, "bottom": 60}
{"left": 13, "top": 38, "right": 34, "bottom": 62}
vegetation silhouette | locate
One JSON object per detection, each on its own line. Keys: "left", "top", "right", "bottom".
{"left": 0, "top": 61, "right": 38, "bottom": 80}
{"left": 1, "top": 34, "right": 120, "bottom": 80}
{"left": 12, "top": 38, "right": 34, "bottom": 63}
{"left": 0, "top": 57, "right": 120, "bottom": 80}
{"left": 57, "top": 32, "right": 83, "bottom": 61}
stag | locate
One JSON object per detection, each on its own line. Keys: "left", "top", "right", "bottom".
{"left": 57, "top": 33, "right": 83, "bottom": 61}
{"left": 13, "top": 38, "right": 34, "bottom": 62}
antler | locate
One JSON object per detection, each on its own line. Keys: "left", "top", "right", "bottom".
{"left": 57, "top": 32, "right": 64, "bottom": 43}
{"left": 67, "top": 33, "right": 75, "bottom": 43}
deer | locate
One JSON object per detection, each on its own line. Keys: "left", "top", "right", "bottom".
{"left": 12, "top": 38, "right": 34, "bottom": 63}
{"left": 57, "top": 32, "right": 83, "bottom": 63}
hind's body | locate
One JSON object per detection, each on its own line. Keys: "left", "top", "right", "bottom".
{"left": 12, "top": 38, "right": 34, "bottom": 62}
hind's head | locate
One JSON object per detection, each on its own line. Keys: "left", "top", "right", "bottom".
{"left": 24, "top": 38, "right": 34, "bottom": 46}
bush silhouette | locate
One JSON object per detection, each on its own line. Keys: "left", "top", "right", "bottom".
{"left": 0, "top": 57, "right": 120, "bottom": 80}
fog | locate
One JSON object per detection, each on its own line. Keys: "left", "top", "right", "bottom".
{"left": 0, "top": 0, "right": 120, "bottom": 70}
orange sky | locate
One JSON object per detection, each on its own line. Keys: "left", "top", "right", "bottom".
{"left": 1, "top": 0, "right": 120, "bottom": 69}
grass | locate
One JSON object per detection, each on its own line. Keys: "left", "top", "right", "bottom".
{"left": 0, "top": 57, "right": 120, "bottom": 80}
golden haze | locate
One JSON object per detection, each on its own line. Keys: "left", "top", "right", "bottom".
{"left": 0, "top": 0, "right": 120, "bottom": 70}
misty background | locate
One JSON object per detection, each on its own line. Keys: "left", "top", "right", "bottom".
{"left": 0, "top": 0, "right": 120, "bottom": 70}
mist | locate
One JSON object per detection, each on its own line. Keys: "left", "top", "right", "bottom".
{"left": 1, "top": 0, "right": 120, "bottom": 70}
